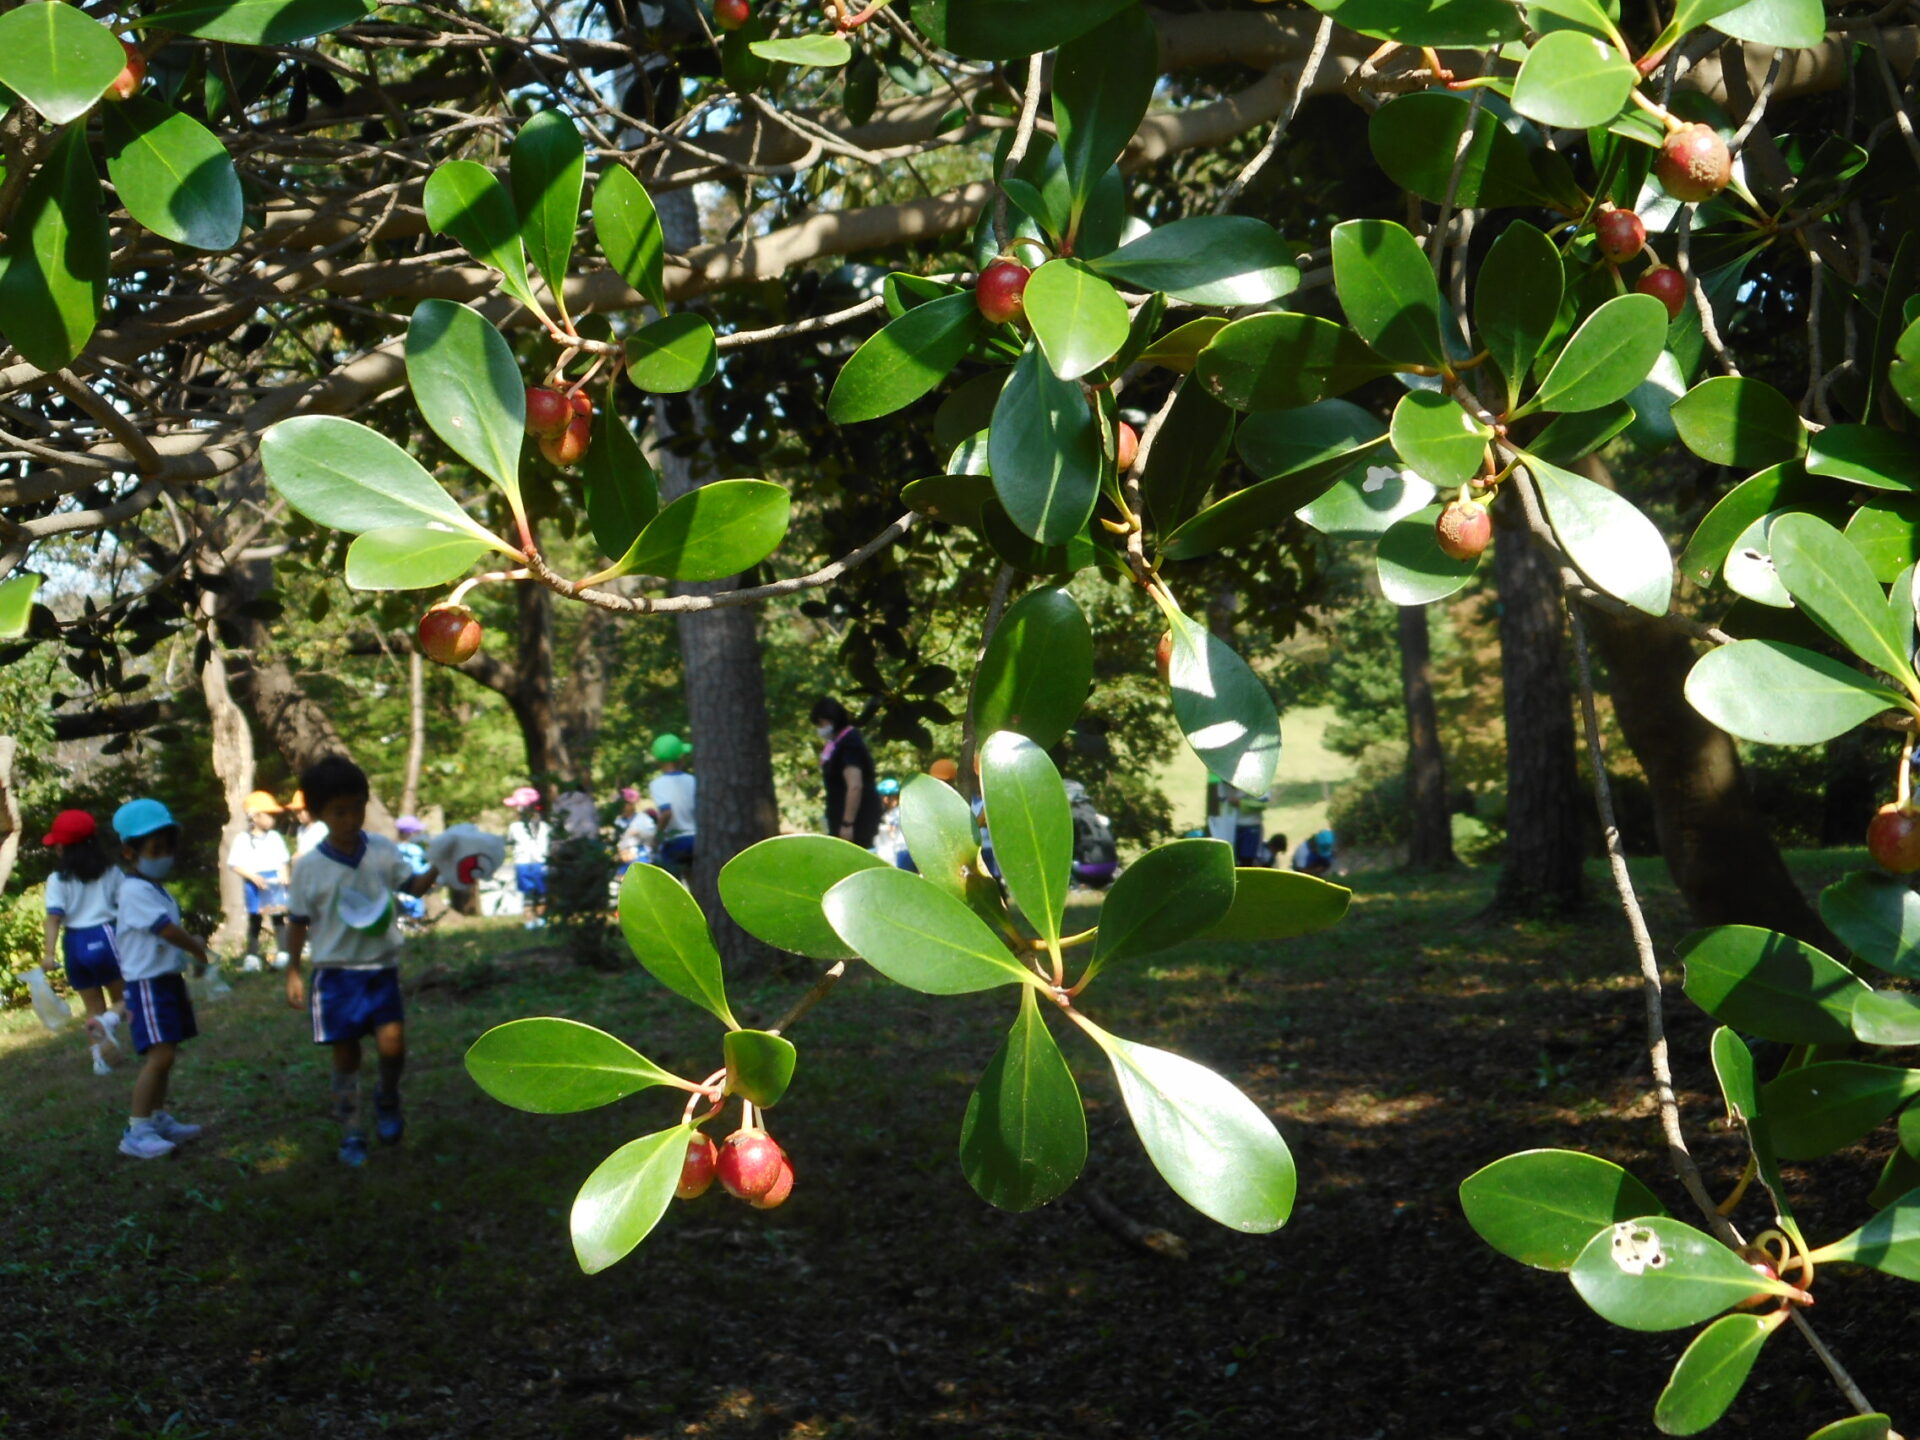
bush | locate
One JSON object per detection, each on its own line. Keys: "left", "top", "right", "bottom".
{"left": 546, "top": 833, "right": 618, "bottom": 967}
{"left": 1327, "top": 746, "right": 1411, "bottom": 850}
{"left": 0, "top": 883, "right": 49, "bottom": 1010}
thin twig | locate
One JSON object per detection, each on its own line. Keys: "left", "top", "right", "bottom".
{"left": 1213, "top": 16, "right": 1336, "bottom": 215}
{"left": 1429, "top": 84, "right": 1486, "bottom": 285}
{"left": 993, "top": 54, "right": 1047, "bottom": 248}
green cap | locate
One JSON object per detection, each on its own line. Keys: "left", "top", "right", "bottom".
{"left": 651, "top": 733, "right": 692, "bottom": 762}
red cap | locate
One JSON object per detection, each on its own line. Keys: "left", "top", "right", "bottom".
{"left": 43, "top": 810, "right": 96, "bottom": 846}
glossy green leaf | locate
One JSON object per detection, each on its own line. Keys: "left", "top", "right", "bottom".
{"left": 824, "top": 867, "right": 1039, "bottom": 994}
{"left": 1814, "top": 1185, "right": 1920, "bottom": 1281}
{"left": 1806, "top": 426, "right": 1920, "bottom": 492}
{"left": 1140, "top": 384, "right": 1237, "bottom": 533}
{"left": 1530, "top": 403, "right": 1637, "bottom": 466}
{"left": 723, "top": 1029, "right": 797, "bottom": 1107}
{"left": 1671, "top": 376, "right": 1806, "bottom": 468}
{"left": 1195, "top": 313, "right": 1392, "bottom": 412}
{"left": 101, "top": 98, "right": 242, "bottom": 252}
{"left": 571, "top": 1123, "right": 692, "bottom": 1274}
{"left": 1677, "top": 925, "right": 1868, "bottom": 1045}
{"left": 259, "top": 416, "right": 501, "bottom": 544}
{"left": 1526, "top": 0, "right": 1618, "bottom": 35}
{"left": 1024, "top": 260, "right": 1129, "bottom": 381}
{"left": 897, "top": 774, "right": 979, "bottom": 906}
{"left": 1085, "top": 1021, "right": 1295, "bottom": 1232}
{"left": 0, "top": 127, "right": 108, "bottom": 371}
{"left": 592, "top": 165, "right": 666, "bottom": 311}
{"left": 625, "top": 313, "right": 719, "bottom": 394}
{"left": 1569, "top": 1216, "right": 1798, "bottom": 1330}
{"left": 1845, "top": 497, "right": 1920, "bottom": 583}
{"left": 1163, "top": 604, "right": 1282, "bottom": 796}
{"left": 1083, "top": 839, "right": 1235, "bottom": 985}
{"left": 1476, "top": 221, "right": 1563, "bottom": 410}
{"left": 1524, "top": 293, "right": 1670, "bottom": 415}
{"left": 720, "top": 10, "right": 774, "bottom": 93}
{"left": 1298, "top": 462, "right": 1435, "bottom": 539}
{"left": 1511, "top": 31, "right": 1637, "bottom": 128}
{"left": 141, "top": 0, "right": 373, "bottom": 43}
{"left": 1679, "top": 463, "right": 1817, "bottom": 589}
{"left": 1709, "top": 1027, "right": 1802, "bottom": 1248}
{"left": 0, "top": 575, "right": 43, "bottom": 639}
{"left": 1684, "top": 640, "right": 1905, "bottom": 745}
{"left": 617, "top": 861, "right": 737, "bottom": 1028}
{"left": 1769, "top": 512, "right": 1917, "bottom": 686}
{"left": 0, "top": 2, "right": 126, "bottom": 124}
{"left": 511, "top": 110, "right": 585, "bottom": 306}
{"left": 1135, "top": 316, "right": 1231, "bottom": 373}
{"left": 903, "top": 472, "right": 995, "bottom": 527}
{"left": 1160, "top": 469, "right": 1351, "bottom": 562}
{"left": 1331, "top": 220, "right": 1446, "bottom": 368}
{"left": 1201, "top": 867, "right": 1351, "bottom": 942}
{"left": 1088, "top": 216, "right": 1299, "bottom": 306}
{"left": 405, "top": 299, "right": 526, "bottom": 499}
{"left": 624, "top": 479, "right": 789, "bottom": 582}
{"left": 1461, "top": 1149, "right": 1667, "bottom": 1272}
{"left": 980, "top": 731, "right": 1073, "bottom": 948}
{"left": 910, "top": 0, "right": 1135, "bottom": 59}
{"left": 1890, "top": 318, "right": 1920, "bottom": 422}
{"left": 1391, "top": 390, "right": 1492, "bottom": 489}
{"left": 959, "top": 986, "right": 1087, "bottom": 1211}
{"left": 1236, "top": 399, "right": 1388, "bottom": 484}
{"left": 990, "top": 343, "right": 1103, "bottom": 544}
{"left": 1378, "top": 504, "right": 1481, "bottom": 606}
{"left": 981, "top": 501, "right": 1100, "bottom": 577}
{"left": 748, "top": 33, "right": 852, "bottom": 66}
{"left": 423, "top": 160, "right": 541, "bottom": 314}
{"left": 584, "top": 407, "right": 660, "bottom": 567}
{"left": 1304, "top": 0, "right": 1524, "bottom": 45}
{"left": 1805, "top": 1418, "right": 1894, "bottom": 1440}
{"left": 1870, "top": 1109, "right": 1920, "bottom": 1208}
{"left": 718, "top": 833, "right": 886, "bottom": 961}
{"left": 970, "top": 586, "right": 1093, "bottom": 751}
{"left": 465, "top": 1017, "right": 685, "bottom": 1113}
{"left": 1653, "top": 1312, "right": 1782, "bottom": 1436}
{"left": 1761, "top": 1062, "right": 1920, "bottom": 1159}
{"left": 1707, "top": 0, "right": 1824, "bottom": 43}
{"left": 343, "top": 528, "right": 490, "bottom": 591}
{"left": 1370, "top": 92, "right": 1555, "bottom": 209}
{"left": 830, "top": 292, "right": 981, "bottom": 423}
{"left": 1528, "top": 454, "right": 1672, "bottom": 615}
{"left": 1822, "top": 871, "right": 1920, "bottom": 980}
{"left": 1051, "top": 4, "right": 1155, "bottom": 238}
{"left": 1854, "top": 990, "right": 1920, "bottom": 1045}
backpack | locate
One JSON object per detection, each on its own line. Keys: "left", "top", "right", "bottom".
{"left": 1064, "top": 781, "right": 1117, "bottom": 867}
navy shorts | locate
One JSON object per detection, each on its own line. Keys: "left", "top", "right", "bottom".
{"left": 515, "top": 862, "right": 547, "bottom": 896}
{"left": 62, "top": 923, "right": 122, "bottom": 991}
{"left": 310, "top": 966, "right": 404, "bottom": 1045}
{"left": 126, "top": 973, "right": 197, "bottom": 1053}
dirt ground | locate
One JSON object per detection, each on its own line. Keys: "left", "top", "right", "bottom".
{"left": 1, "top": 854, "right": 1913, "bottom": 1439}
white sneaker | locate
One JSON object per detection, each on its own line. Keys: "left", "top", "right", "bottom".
{"left": 151, "top": 1111, "right": 203, "bottom": 1143}
{"left": 118, "top": 1120, "right": 176, "bottom": 1160}
{"left": 90, "top": 1011, "right": 123, "bottom": 1063}
{"left": 273, "top": 951, "right": 290, "bottom": 970}
{"left": 241, "top": 955, "right": 263, "bottom": 973}
{"left": 91, "top": 1050, "right": 113, "bottom": 1077}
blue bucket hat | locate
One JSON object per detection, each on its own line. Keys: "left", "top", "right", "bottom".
{"left": 113, "top": 798, "right": 176, "bottom": 842}
{"left": 1312, "top": 828, "right": 1336, "bottom": 853}
{"left": 877, "top": 776, "right": 901, "bottom": 796}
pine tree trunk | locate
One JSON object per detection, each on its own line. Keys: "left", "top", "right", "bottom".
{"left": 1398, "top": 603, "right": 1456, "bottom": 869}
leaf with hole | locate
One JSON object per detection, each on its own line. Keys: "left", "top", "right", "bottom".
{"left": 1461, "top": 1149, "right": 1667, "bottom": 1272}
{"left": 1569, "top": 1216, "right": 1799, "bottom": 1330}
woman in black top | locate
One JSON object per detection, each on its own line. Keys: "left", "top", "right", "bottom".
{"left": 811, "top": 698, "right": 881, "bottom": 848}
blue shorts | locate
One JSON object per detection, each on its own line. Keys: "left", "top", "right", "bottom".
{"left": 126, "top": 973, "right": 197, "bottom": 1054}
{"left": 654, "top": 835, "right": 694, "bottom": 872}
{"left": 515, "top": 862, "right": 547, "bottom": 896}
{"left": 310, "top": 966, "right": 404, "bottom": 1045}
{"left": 62, "top": 923, "right": 122, "bottom": 991}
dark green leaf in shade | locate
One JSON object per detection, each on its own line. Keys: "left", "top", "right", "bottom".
{"left": 1475, "top": 221, "right": 1563, "bottom": 410}
{"left": 617, "top": 861, "right": 738, "bottom": 1028}
{"left": 1196, "top": 312, "right": 1394, "bottom": 413}
{"left": 933, "top": 369, "right": 1007, "bottom": 452}
{"left": 1653, "top": 1312, "right": 1783, "bottom": 1436}
{"left": 1684, "top": 640, "right": 1906, "bottom": 745}
{"left": 1236, "top": 398, "right": 1388, "bottom": 484}
{"left": 828, "top": 291, "right": 982, "bottom": 422}
{"left": 0, "top": 1, "right": 130, "bottom": 123}
{"left": 1812, "top": 1185, "right": 1920, "bottom": 1282}
{"left": 1821, "top": 870, "right": 1920, "bottom": 980}
{"left": 465, "top": 1016, "right": 686, "bottom": 1113}
{"left": 570, "top": 1124, "right": 693, "bottom": 1273}
{"left": 1529, "top": 403, "right": 1636, "bottom": 466}
{"left": 624, "top": 479, "right": 789, "bottom": 582}
{"left": 1331, "top": 219, "right": 1447, "bottom": 367}
{"left": 723, "top": 1029, "right": 797, "bottom": 1107}
{"left": 141, "top": 0, "right": 373, "bottom": 44}
{"left": 1769, "top": 512, "right": 1918, "bottom": 686}
{"left": 989, "top": 343, "right": 1103, "bottom": 544}
{"left": 981, "top": 500, "right": 1099, "bottom": 576}
{"left": 0, "top": 127, "right": 108, "bottom": 371}
{"left": 101, "top": 98, "right": 243, "bottom": 251}
{"left": 1135, "top": 316, "right": 1231, "bottom": 373}
{"left": 1370, "top": 92, "right": 1555, "bottom": 209}
{"left": 1511, "top": 31, "right": 1637, "bottom": 129}
{"left": 1298, "top": 462, "right": 1436, "bottom": 539}
{"left": 423, "top": 160, "right": 541, "bottom": 314}
{"left": 1024, "top": 259, "right": 1129, "bottom": 381}
{"left": 902, "top": 473, "right": 995, "bottom": 527}
{"left": 1845, "top": 497, "right": 1920, "bottom": 583}
{"left": 1568, "top": 1216, "right": 1799, "bottom": 1330}
{"left": 343, "top": 528, "right": 490, "bottom": 591}
{"left": 1853, "top": 990, "right": 1920, "bottom": 1046}
{"left": 1890, "top": 317, "right": 1920, "bottom": 422}
{"left": 625, "top": 313, "right": 719, "bottom": 394}
{"left": 959, "top": 986, "right": 1087, "bottom": 1211}
{"left": 1088, "top": 216, "right": 1300, "bottom": 306}
{"left": 1160, "top": 469, "right": 1353, "bottom": 562}
{"left": 970, "top": 586, "right": 1094, "bottom": 751}
{"left": 259, "top": 416, "right": 503, "bottom": 544}
{"left": 405, "top": 299, "right": 526, "bottom": 499}
{"left": 748, "top": 34, "right": 852, "bottom": 66}
{"left": 1871, "top": 1110, "right": 1920, "bottom": 1208}
{"left": 842, "top": 48, "right": 879, "bottom": 124}
{"left": 1677, "top": 925, "right": 1868, "bottom": 1045}
{"left": 1391, "top": 390, "right": 1492, "bottom": 489}
{"left": 592, "top": 165, "right": 667, "bottom": 311}
{"left": 1527, "top": 454, "right": 1672, "bottom": 615}
{"left": 510, "top": 110, "right": 585, "bottom": 306}
{"left": 1050, "top": 5, "right": 1156, "bottom": 239}
{"left": 584, "top": 407, "right": 660, "bottom": 566}
{"left": 1378, "top": 505, "right": 1481, "bottom": 606}
{"left": 979, "top": 730, "right": 1074, "bottom": 948}
{"left": 1141, "top": 383, "right": 1237, "bottom": 533}
{"left": 1671, "top": 376, "right": 1807, "bottom": 468}
{"left": 718, "top": 834, "right": 886, "bottom": 961}
{"left": 0, "top": 575, "right": 43, "bottom": 639}
{"left": 1710, "top": 0, "right": 1825, "bottom": 45}
{"left": 1678, "top": 462, "right": 1818, "bottom": 589}
{"left": 1759, "top": 1062, "right": 1920, "bottom": 1160}
{"left": 721, "top": 11, "right": 774, "bottom": 93}
{"left": 1201, "top": 867, "right": 1351, "bottom": 942}
{"left": 910, "top": 0, "right": 1135, "bottom": 61}
{"left": 1082, "top": 839, "right": 1235, "bottom": 986}
{"left": 1461, "top": 1149, "right": 1667, "bottom": 1272}
{"left": 897, "top": 773, "right": 979, "bottom": 906}
{"left": 1163, "top": 604, "right": 1283, "bottom": 796}
{"left": 1522, "top": 293, "right": 1670, "bottom": 415}
{"left": 823, "top": 867, "right": 1040, "bottom": 994}
{"left": 1806, "top": 426, "right": 1920, "bottom": 492}
{"left": 1302, "top": 0, "right": 1524, "bottom": 45}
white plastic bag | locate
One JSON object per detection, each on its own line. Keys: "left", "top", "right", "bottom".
{"left": 24, "top": 966, "right": 75, "bottom": 1031}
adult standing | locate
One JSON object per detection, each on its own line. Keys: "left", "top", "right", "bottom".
{"left": 648, "top": 735, "right": 697, "bottom": 880}
{"left": 228, "top": 790, "right": 292, "bottom": 969}
{"left": 811, "top": 698, "right": 880, "bottom": 848}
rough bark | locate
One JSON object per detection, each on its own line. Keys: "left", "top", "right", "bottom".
{"left": 402, "top": 648, "right": 425, "bottom": 818}
{"left": 200, "top": 597, "right": 257, "bottom": 951}
{"left": 556, "top": 605, "right": 612, "bottom": 779}
{"left": 453, "top": 584, "right": 575, "bottom": 785}
{"left": 0, "top": 736, "right": 19, "bottom": 897}
{"left": 1397, "top": 603, "right": 1456, "bottom": 870}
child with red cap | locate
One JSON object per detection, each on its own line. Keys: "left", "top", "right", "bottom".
{"left": 41, "top": 809, "right": 127, "bottom": 1075}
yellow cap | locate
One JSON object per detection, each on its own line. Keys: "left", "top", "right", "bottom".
{"left": 243, "top": 790, "right": 284, "bottom": 814}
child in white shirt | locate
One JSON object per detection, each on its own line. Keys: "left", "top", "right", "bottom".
{"left": 228, "top": 790, "right": 292, "bottom": 968}
{"left": 40, "top": 808, "right": 126, "bottom": 1074}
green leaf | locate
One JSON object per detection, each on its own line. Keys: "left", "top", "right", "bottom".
{"left": 583, "top": 407, "right": 659, "bottom": 566}
{"left": 424, "top": 160, "right": 541, "bottom": 314}
{"left": 1088, "top": 216, "right": 1298, "bottom": 306}
{"left": 1050, "top": 5, "right": 1156, "bottom": 238}
{"left": 723, "top": 1029, "right": 797, "bottom": 1107}
{"left": 1677, "top": 926, "right": 1869, "bottom": 1045}
{"left": 897, "top": 773, "right": 979, "bottom": 906}
{"left": 1890, "top": 318, "right": 1920, "bottom": 422}
{"left": 1331, "top": 220, "right": 1447, "bottom": 368}
{"left": 1845, "top": 497, "right": 1920, "bottom": 583}
{"left": 1141, "top": 384, "right": 1238, "bottom": 533}
{"left": 1769, "top": 512, "right": 1918, "bottom": 686}
{"left": 1160, "top": 469, "right": 1352, "bottom": 562}
{"left": 1084, "top": 839, "right": 1235, "bottom": 985}
{"left": 1024, "top": 260, "right": 1129, "bottom": 381}
{"left": 1822, "top": 871, "right": 1920, "bottom": 980}
{"left": 570, "top": 1124, "right": 692, "bottom": 1274}
{"left": 910, "top": 0, "right": 1135, "bottom": 59}
{"left": 1670, "top": 376, "right": 1807, "bottom": 468}
{"left": 511, "top": 110, "right": 585, "bottom": 306}
{"left": 959, "top": 987, "right": 1087, "bottom": 1211}
{"left": 624, "top": 479, "right": 790, "bottom": 582}
{"left": 1460, "top": 1149, "right": 1667, "bottom": 1272}
{"left": 718, "top": 834, "right": 886, "bottom": 961}
{"left": 0, "top": 127, "right": 108, "bottom": 371}
{"left": 101, "top": 98, "right": 243, "bottom": 252}
{"left": 1526, "top": 0, "right": 1619, "bottom": 38}
{"left": 592, "top": 165, "right": 666, "bottom": 311}
{"left": 1201, "top": 867, "right": 1351, "bottom": 942}
{"left": 1304, "top": 0, "right": 1524, "bottom": 44}
{"left": 1370, "top": 92, "right": 1555, "bottom": 209}
{"left": 617, "top": 861, "right": 737, "bottom": 1028}
{"left": 1816, "top": 1185, "right": 1920, "bottom": 1281}
{"left": 1709, "top": 1027, "right": 1802, "bottom": 1249}
{"left": 1236, "top": 398, "right": 1389, "bottom": 484}
{"left": 1569, "top": 1216, "right": 1799, "bottom": 1330}
{"left": 1806, "top": 425, "right": 1920, "bottom": 492}
{"left": 1679, "top": 462, "right": 1817, "bottom": 589}
{"left": 970, "top": 586, "right": 1094, "bottom": 752}
{"left": 259, "top": 416, "right": 501, "bottom": 544}
{"left": 1761, "top": 1062, "right": 1920, "bottom": 1159}
{"left": 979, "top": 731, "right": 1073, "bottom": 949}
{"left": 1653, "top": 1313, "right": 1781, "bottom": 1436}
{"left": 1164, "top": 604, "right": 1282, "bottom": 796}
{"left": 1378, "top": 504, "right": 1482, "bottom": 606}
{"left": 748, "top": 33, "right": 852, "bottom": 66}
{"left": 1853, "top": 990, "right": 1920, "bottom": 1046}
{"left": 140, "top": 0, "right": 373, "bottom": 43}
{"left": 1476, "top": 221, "right": 1564, "bottom": 411}
{"left": 1683, "top": 640, "right": 1905, "bottom": 745}
{"left": 720, "top": 10, "right": 774, "bottom": 93}
{"left": 1806, "top": 1419, "right": 1894, "bottom": 1440}
{"left": 1702, "top": 0, "right": 1821, "bottom": 44}
{"left": 343, "top": 528, "right": 490, "bottom": 591}
{"left": 1135, "top": 316, "right": 1231, "bottom": 373}
{"left": 1299, "top": 462, "right": 1436, "bottom": 539}
{"left": 405, "top": 299, "right": 526, "bottom": 500}
{"left": 0, "top": 2, "right": 127, "bottom": 124}
{"left": 903, "top": 472, "right": 994, "bottom": 527}
{"left": 989, "top": 343, "right": 1103, "bottom": 545}
{"left": 823, "top": 867, "right": 1039, "bottom": 994}
{"left": 0, "top": 575, "right": 43, "bottom": 640}
{"left": 1391, "top": 390, "right": 1492, "bottom": 489}
{"left": 829, "top": 291, "right": 982, "bottom": 423}
{"left": 1528, "top": 454, "right": 1673, "bottom": 616}
{"left": 1195, "top": 312, "right": 1393, "bottom": 412}
{"left": 625, "top": 313, "right": 718, "bottom": 395}
{"left": 1511, "top": 31, "right": 1637, "bottom": 129}
{"left": 1085, "top": 1022, "right": 1295, "bottom": 1232}
{"left": 465, "top": 1016, "right": 685, "bottom": 1113}
{"left": 1524, "top": 293, "right": 1670, "bottom": 415}
{"left": 1530, "top": 402, "right": 1636, "bottom": 465}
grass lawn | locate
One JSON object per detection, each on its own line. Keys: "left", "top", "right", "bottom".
{"left": 1148, "top": 704, "right": 1356, "bottom": 844}
{"left": 0, "top": 850, "right": 1910, "bottom": 1438}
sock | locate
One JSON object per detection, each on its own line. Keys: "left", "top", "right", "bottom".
{"left": 128, "top": 1114, "right": 148, "bottom": 1129}
{"left": 332, "top": 1072, "right": 363, "bottom": 1135}
{"left": 376, "top": 1057, "right": 403, "bottom": 1108}
{"left": 90, "top": 1043, "right": 104, "bottom": 1062}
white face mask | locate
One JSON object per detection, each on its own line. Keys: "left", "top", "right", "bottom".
{"left": 815, "top": 723, "right": 836, "bottom": 739}
{"left": 136, "top": 856, "right": 175, "bottom": 880}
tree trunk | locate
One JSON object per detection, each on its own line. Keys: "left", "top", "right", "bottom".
{"left": 402, "top": 648, "right": 425, "bottom": 818}
{"left": 200, "top": 597, "right": 257, "bottom": 952}
{"left": 510, "top": 583, "right": 573, "bottom": 783}
{"left": 0, "top": 736, "right": 20, "bottom": 897}
{"left": 1587, "top": 605, "right": 1838, "bottom": 949}
{"left": 1490, "top": 500, "right": 1587, "bottom": 914}
{"left": 557, "top": 605, "right": 612, "bottom": 780}
{"left": 1397, "top": 603, "right": 1456, "bottom": 869}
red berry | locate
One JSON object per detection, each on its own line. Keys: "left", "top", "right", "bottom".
{"left": 107, "top": 40, "right": 145, "bottom": 101}
{"left": 1115, "top": 421, "right": 1139, "bottom": 473}
{"left": 1593, "top": 209, "right": 1646, "bottom": 265}
{"left": 568, "top": 390, "right": 593, "bottom": 418}
{"left": 1155, "top": 632, "right": 1172, "bottom": 684}
{"left": 714, "top": 0, "right": 750, "bottom": 29}
{"left": 676, "top": 1133, "right": 718, "bottom": 1200}
{"left": 716, "top": 1128, "right": 786, "bottom": 1202}
{"left": 749, "top": 1151, "right": 794, "bottom": 1210}
{"left": 539, "top": 413, "right": 592, "bottom": 467}
{"left": 1655, "top": 123, "right": 1732, "bottom": 204}
{"left": 1636, "top": 266, "right": 1688, "bottom": 322}
{"left": 417, "top": 604, "right": 482, "bottom": 666}
{"left": 1435, "top": 499, "right": 1492, "bottom": 561}
{"left": 1868, "top": 804, "right": 1920, "bottom": 873}
{"left": 525, "top": 386, "right": 570, "bottom": 440}
{"left": 976, "top": 261, "right": 1031, "bottom": 326}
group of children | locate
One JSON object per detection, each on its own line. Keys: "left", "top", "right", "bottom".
{"left": 40, "top": 757, "right": 446, "bottom": 1167}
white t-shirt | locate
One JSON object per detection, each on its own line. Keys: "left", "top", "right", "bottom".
{"left": 289, "top": 832, "right": 413, "bottom": 968}
{"left": 45, "top": 868, "right": 120, "bottom": 930}
{"left": 554, "top": 792, "right": 599, "bottom": 840}
{"left": 507, "top": 817, "right": 551, "bottom": 865}
{"left": 650, "top": 772, "right": 696, "bottom": 839}
{"left": 295, "top": 820, "right": 328, "bottom": 856}
{"left": 229, "top": 828, "right": 292, "bottom": 876}
{"left": 115, "top": 873, "right": 188, "bottom": 981}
